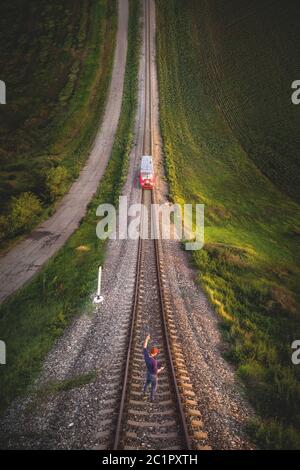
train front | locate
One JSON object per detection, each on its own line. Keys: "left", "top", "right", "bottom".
{"left": 140, "top": 155, "right": 155, "bottom": 189}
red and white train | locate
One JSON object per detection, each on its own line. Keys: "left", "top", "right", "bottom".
{"left": 139, "top": 155, "right": 155, "bottom": 189}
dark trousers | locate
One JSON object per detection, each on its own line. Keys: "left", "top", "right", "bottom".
{"left": 143, "top": 371, "right": 158, "bottom": 400}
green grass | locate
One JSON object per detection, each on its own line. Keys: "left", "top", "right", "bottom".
{"left": 0, "top": 0, "right": 140, "bottom": 415}
{"left": 35, "top": 372, "right": 97, "bottom": 400}
{"left": 197, "top": 0, "right": 300, "bottom": 204}
{"left": 0, "top": 0, "right": 117, "bottom": 249}
{"left": 156, "top": 0, "right": 300, "bottom": 449}
{"left": 12, "top": 371, "right": 97, "bottom": 417}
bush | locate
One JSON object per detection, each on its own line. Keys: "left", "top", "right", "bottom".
{"left": 0, "top": 215, "right": 9, "bottom": 241}
{"left": 45, "top": 166, "right": 69, "bottom": 201}
{"left": 248, "top": 417, "right": 300, "bottom": 450}
{"left": 10, "top": 192, "right": 42, "bottom": 234}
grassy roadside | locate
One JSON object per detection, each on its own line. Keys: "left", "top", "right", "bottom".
{"left": 156, "top": 0, "right": 300, "bottom": 449}
{"left": 0, "top": 0, "right": 117, "bottom": 251}
{"left": 0, "top": 0, "right": 140, "bottom": 414}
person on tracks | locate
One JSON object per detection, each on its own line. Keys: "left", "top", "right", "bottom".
{"left": 143, "top": 334, "right": 164, "bottom": 401}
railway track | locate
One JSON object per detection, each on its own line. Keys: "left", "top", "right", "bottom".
{"left": 113, "top": 184, "right": 190, "bottom": 450}
{"left": 112, "top": 0, "right": 190, "bottom": 449}
{"left": 92, "top": 0, "right": 211, "bottom": 452}
{"left": 92, "top": 0, "right": 210, "bottom": 452}
{"left": 109, "top": 0, "right": 211, "bottom": 451}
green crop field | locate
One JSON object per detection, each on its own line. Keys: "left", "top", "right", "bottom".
{"left": 0, "top": 0, "right": 117, "bottom": 250}
{"left": 0, "top": 0, "right": 140, "bottom": 415}
{"left": 156, "top": 0, "right": 300, "bottom": 449}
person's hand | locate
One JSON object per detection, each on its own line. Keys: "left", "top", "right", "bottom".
{"left": 146, "top": 334, "right": 151, "bottom": 341}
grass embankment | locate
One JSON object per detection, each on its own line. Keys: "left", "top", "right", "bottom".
{"left": 156, "top": 0, "right": 300, "bottom": 449}
{"left": 0, "top": 0, "right": 140, "bottom": 414}
{"left": 0, "top": 0, "right": 116, "bottom": 250}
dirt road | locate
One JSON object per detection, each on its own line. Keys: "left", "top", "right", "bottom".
{"left": 0, "top": 0, "right": 128, "bottom": 304}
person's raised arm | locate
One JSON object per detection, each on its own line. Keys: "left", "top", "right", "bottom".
{"left": 144, "top": 334, "right": 150, "bottom": 349}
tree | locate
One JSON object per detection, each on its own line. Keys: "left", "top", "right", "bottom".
{"left": 45, "top": 165, "right": 69, "bottom": 201}
{"left": 10, "top": 192, "right": 42, "bottom": 234}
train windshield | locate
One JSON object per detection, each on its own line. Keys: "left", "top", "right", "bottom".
{"left": 141, "top": 171, "right": 152, "bottom": 179}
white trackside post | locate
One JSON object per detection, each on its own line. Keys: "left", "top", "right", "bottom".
{"left": 94, "top": 265, "right": 104, "bottom": 304}
{"left": 0, "top": 340, "right": 6, "bottom": 365}
{"left": 97, "top": 265, "right": 102, "bottom": 296}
